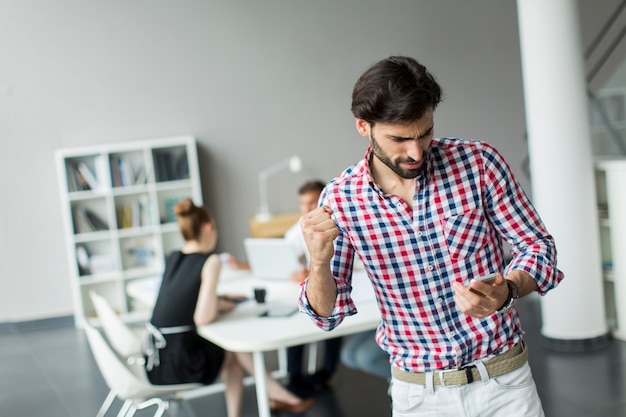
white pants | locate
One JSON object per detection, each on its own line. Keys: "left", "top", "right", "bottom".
{"left": 390, "top": 362, "right": 545, "bottom": 417}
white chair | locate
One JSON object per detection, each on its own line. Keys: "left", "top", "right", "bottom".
{"left": 84, "top": 322, "right": 203, "bottom": 417}
{"left": 89, "top": 291, "right": 143, "bottom": 360}
{"left": 89, "top": 291, "right": 146, "bottom": 417}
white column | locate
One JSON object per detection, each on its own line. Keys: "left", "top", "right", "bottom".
{"left": 517, "top": 0, "right": 608, "bottom": 341}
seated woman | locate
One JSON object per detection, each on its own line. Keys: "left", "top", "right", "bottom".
{"left": 144, "top": 198, "right": 314, "bottom": 417}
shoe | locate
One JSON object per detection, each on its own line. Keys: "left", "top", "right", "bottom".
{"left": 302, "top": 371, "right": 331, "bottom": 392}
{"left": 270, "top": 397, "right": 316, "bottom": 414}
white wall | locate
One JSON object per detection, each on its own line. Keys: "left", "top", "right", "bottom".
{"left": 0, "top": 0, "right": 604, "bottom": 322}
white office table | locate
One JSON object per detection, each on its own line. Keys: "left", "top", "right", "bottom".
{"left": 198, "top": 272, "right": 380, "bottom": 417}
{"left": 128, "top": 271, "right": 381, "bottom": 417}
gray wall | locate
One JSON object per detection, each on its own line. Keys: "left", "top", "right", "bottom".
{"left": 0, "top": 0, "right": 612, "bottom": 322}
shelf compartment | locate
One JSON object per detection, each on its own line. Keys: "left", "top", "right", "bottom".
{"left": 114, "top": 193, "right": 156, "bottom": 229}
{"left": 63, "top": 154, "right": 108, "bottom": 193}
{"left": 152, "top": 145, "right": 190, "bottom": 183}
{"left": 119, "top": 234, "right": 160, "bottom": 272}
{"left": 80, "top": 281, "right": 125, "bottom": 320}
{"left": 70, "top": 199, "right": 111, "bottom": 235}
{"left": 156, "top": 187, "right": 196, "bottom": 225}
{"left": 75, "top": 239, "right": 118, "bottom": 277}
{"left": 109, "top": 150, "right": 149, "bottom": 188}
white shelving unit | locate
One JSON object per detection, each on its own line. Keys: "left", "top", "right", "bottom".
{"left": 595, "top": 158, "right": 626, "bottom": 340}
{"left": 55, "top": 135, "right": 203, "bottom": 327}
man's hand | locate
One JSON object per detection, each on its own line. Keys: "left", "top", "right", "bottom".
{"left": 453, "top": 273, "right": 509, "bottom": 318}
{"left": 300, "top": 206, "right": 339, "bottom": 269}
{"left": 299, "top": 206, "right": 340, "bottom": 317}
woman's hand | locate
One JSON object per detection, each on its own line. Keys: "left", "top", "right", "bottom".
{"left": 217, "top": 294, "right": 248, "bottom": 313}
{"left": 217, "top": 297, "right": 237, "bottom": 313}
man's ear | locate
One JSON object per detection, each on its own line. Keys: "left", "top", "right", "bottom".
{"left": 355, "top": 118, "right": 370, "bottom": 137}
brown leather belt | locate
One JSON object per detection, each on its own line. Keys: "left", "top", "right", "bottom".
{"left": 391, "top": 343, "right": 528, "bottom": 386}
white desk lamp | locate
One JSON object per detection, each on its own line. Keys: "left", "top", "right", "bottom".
{"left": 255, "top": 155, "right": 302, "bottom": 222}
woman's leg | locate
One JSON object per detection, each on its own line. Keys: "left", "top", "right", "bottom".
{"left": 220, "top": 351, "right": 245, "bottom": 417}
{"left": 233, "top": 351, "right": 303, "bottom": 405}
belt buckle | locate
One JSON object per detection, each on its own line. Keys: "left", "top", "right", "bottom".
{"left": 438, "top": 368, "right": 461, "bottom": 387}
{"left": 437, "top": 365, "right": 475, "bottom": 387}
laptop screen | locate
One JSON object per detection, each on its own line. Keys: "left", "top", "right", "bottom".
{"left": 243, "top": 238, "right": 303, "bottom": 279}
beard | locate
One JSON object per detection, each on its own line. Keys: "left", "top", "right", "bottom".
{"left": 370, "top": 132, "right": 427, "bottom": 179}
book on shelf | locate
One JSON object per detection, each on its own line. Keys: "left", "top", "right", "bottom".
{"left": 76, "top": 244, "right": 91, "bottom": 275}
{"left": 110, "top": 155, "right": 147, "bottom": 187}
{"left": 75, "top": 245, "right": 115, "bottom": 275}
{"left": 110, "top": 156, "right": 123, "bottom": 187}
{"left": 69, "top": 163, "right": 90, "bottom": 191}
{"left": 77, "top": 162, "right": 100, "bottom": 191}
{"left": 134, "top": 164, "right": 147, "bottom": 185}
{"left": 73, "top": 206, "right": 108, "bottom": 233}
{"left": 116, "top": 197, "right": 153, "bottom": 229}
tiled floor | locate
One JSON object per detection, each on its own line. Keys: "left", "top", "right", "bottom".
{"left": 1, "top": 296, "right": 626, "bottom": 417}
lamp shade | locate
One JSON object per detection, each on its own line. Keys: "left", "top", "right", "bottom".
{"left": 256, "top": 155, "right": 302, "bottom": 222}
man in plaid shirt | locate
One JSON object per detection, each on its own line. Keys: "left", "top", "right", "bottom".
{"left": 298, "top": 56, "right": 563, "bottom": 416}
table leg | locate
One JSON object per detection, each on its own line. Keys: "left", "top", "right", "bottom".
{"left": 253, "top": 350, "right": 271, "bottom": 417}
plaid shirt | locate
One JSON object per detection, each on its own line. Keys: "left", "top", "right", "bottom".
{"left": 299, "top": 138, "right": 563, "bottom": 373}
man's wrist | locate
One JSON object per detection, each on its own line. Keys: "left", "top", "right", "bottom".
{"left": 498, "top": 279, "right": 519, "bottom": 312}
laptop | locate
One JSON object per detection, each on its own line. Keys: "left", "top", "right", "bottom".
{"left": 243, "top": 238, "right": 303, "bottom": 280}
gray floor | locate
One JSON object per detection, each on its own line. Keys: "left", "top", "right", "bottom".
{"left": 1, "top": 297, "right": 626, "bottom": 417}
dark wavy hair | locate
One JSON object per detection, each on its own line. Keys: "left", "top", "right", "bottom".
{"left": 351, "top": 56, "right": 443, "bottom": 125}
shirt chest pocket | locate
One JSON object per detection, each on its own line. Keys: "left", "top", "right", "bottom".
{"left": 440, "top": 208, "right": 489, "bottom": 260}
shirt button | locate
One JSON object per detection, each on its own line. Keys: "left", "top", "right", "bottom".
{"left": 437, "top": 297, "right": 444, "bottom": 305}
{"left": 417, "top": 231, "right": 423, "bottom": 237}
{"left": 427, "top": 264, "right": 434, "bottom": 271}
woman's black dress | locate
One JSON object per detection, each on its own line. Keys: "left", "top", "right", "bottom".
{"left": 146, "top": 251, "right": 225, "bottom": 385}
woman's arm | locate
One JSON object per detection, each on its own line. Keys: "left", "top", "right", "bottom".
{"left": 194, "top": 253, "right": 222, "bottom": 325}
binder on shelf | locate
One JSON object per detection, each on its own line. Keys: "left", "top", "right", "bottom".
{"left": 116, "top": 197, "right": 152, "bottom": 229}
{"left": 66, "top": 164, "right": 80, "bottom": 192}
{"left": 134, "top": 165, "right": 147, "bottom": 185}
{"left": 77, "top": 162, "right": 100, "bottom": 191}
{"left": 110, "top": 156, "right": 122, "bottom": 187}
{"left": 175, "top": 154, "right": 189, "bottom": 179}
{"left": 76, "top": 244, "right": 91, "bottom": 275}
{"left": 73, "top": 206, "right": 108, "bottom": 233}
{"left": 71, "top": 163, "right": 91, "bottom": 191}
{"left": 111, "top": 155, "right": 146, "bottom": 187}
{"left": 154, "top": 151, "right": 189, "bottom": 182}
{"left": 118, "top": 156, "right": 134, "bottom": 186}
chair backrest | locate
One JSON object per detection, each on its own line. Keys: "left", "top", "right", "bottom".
{"left": 90, "top": 291, "right": 143, "bottom": 358}
{"left": 84, "top": 323, "right": 202, "bottom": 402}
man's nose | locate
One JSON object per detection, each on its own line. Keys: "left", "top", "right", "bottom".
{"left": 407, "top": 141, "right": 423, "bottom": 161}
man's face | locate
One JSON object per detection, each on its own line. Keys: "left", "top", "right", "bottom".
{"left": 298, "top": 191, "right": 321, "bottom": 215}
{"left": 356, "top": 108, "right": 434, "bottom": 180}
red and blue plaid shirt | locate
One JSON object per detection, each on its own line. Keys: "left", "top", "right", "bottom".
{"left": 299, "top": 138, "right": 563, "bottom": 373}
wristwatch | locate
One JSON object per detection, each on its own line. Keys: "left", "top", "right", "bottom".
{"left": 498, "top": 279, "right": 519, "bottom": 312}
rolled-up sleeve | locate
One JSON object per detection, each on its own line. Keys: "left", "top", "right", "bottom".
{"left": 298, "top": 276, "right": 357, "bottom": 331}
{"left": 298, "top": 188, "right": 359, "bottom": 331}
{"left": 482, "top": 142, "right": 564, "bottom": 294}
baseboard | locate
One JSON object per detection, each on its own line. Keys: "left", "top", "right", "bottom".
{"left": 0, "top": 315, "right": 75, "bottom": 335}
